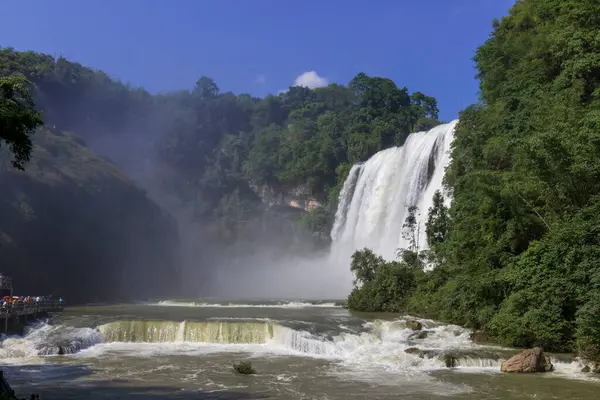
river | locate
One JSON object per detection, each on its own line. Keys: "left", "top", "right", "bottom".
{"left": 0, "top": 299, "right": 598, "bottom": 399}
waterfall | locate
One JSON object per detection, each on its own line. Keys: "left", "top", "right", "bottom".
{"left": 98, "top": 320, "right": 276, "bottom": 344}
{"left": 329, "top": 120, "right": 457, "bottom": 280}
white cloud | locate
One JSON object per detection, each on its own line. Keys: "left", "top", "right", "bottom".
{"left": 293, "top": 71, "right": 329, "bottom": 89}
{"left": 255, "top": 74, "right": 267, "bottom": 84}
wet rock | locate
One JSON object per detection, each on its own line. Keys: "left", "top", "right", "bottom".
{"left": 406, "top": 320, "right": 422, "bottom": 331}
{"left": 442, "top": 353, "right": 457, "bottom": 368}
{"left": 546, "top": 357, "right": 555, "bottom": 372}
{"left": 404, "top": 347, "right": 424, "bottom": 358}
{"left": 500, "top": 347, "right": 553, "bottom": 373}
{"left": 415, "top": 330, "right": 429, "bottom": 339}
{"left": 408, "top": 330, "right": 429, "bottom": 340}
{"left": 469, "top": 330, "right": 489, "bottom": 345}
{"left": 582, "top": 363, "right": 600, "bottom": 373}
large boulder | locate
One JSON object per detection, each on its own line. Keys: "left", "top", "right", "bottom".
{"left": 500, "top": 347, "right": 553, "bottom": 373}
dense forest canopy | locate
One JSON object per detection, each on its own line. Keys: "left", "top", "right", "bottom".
{"left": 0, "top": 47, "right": 440, "bottom": 234}
{"left": 348, "top": 0, "right": 600, "bottom": 364}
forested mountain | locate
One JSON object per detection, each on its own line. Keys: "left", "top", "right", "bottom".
{"left": 0, "top": 46, "right": 440, "bottom": 300}
{"left": 348, "top": 0, "right": 600, "bottom": 364}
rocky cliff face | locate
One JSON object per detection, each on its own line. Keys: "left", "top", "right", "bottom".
{"left": 250, "top": 183, "right": 322, "bottom": 212}
{"left": 0, "top": 129, "right": 180, "bottom": 304}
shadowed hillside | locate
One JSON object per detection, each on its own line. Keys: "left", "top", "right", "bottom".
{"left": 0, "top": 128, "right": 180, "bottom": 303}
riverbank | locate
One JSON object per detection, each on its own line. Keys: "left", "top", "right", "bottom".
{"left": 345, "top": 246, "right": 600, "bottom": 369}
{"left": 350, "top": 308, "right": 594, "bottom": 374}
{"left": 352, "top": 306, "right": 600, "bottom": 373}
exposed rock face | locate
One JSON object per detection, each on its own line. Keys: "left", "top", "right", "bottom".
{"left": 500, "top": 347, "right": 554, "bottom": 373}
{"left": 0, "top": 130, "right": 180, "bottom": 304}
{"left": 250, "top": 183, "right": 321, "bottom": 211}
{"left": 406, "top": 320, "right": 423, "bottom": 331}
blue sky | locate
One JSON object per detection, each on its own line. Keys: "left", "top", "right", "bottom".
{"left": 1, "top": 0, "right": 513, "bottom": 121}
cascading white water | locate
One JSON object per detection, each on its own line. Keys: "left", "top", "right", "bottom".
{"left": 82, "top": 317, "right": 493, "bottom": 368}
{"left": 0, "top": 323, "right": 103, "bottom": 362}
{"left": 330, "top": 121, "right": 457, "bottom": 278}
{"left": 0, "top": 318, "right": 585, "bottom": 378}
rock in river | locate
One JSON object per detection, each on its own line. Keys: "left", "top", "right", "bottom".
{"left": 500, "top": 347, "right": 553, "bottom": 373}
{"left": 406, "top": 320, "right": 423, "bottom": 331}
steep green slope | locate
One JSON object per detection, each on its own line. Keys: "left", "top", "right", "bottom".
{"left": 439, "top": 0, "right": 600, "bottom": 355}
{"left": 0, "top": 128, "right": 180, "bottom": 303}
{"left": 347, "top": 0, "right": 600, "bottom": 362}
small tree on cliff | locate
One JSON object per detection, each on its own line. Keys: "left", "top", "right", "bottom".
{"left": 396, "top": 205, "right": 424, "bottom": 267}
{"left": 0, "top": 75, "right": 44, "bottom": 170}
{"left": 402, "top": 205, "right": 421, "bottom": 253}
{"left": 425, "top": 190, "right": 450, "bottom": 263}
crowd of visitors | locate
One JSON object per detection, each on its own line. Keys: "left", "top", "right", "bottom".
{"left": 0, "top": 295, "right": 63, "bottom": 311}
{"left": 0, "top": 273, "right": 64, "bottom": 313}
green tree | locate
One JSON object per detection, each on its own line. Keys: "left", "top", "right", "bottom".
{"left": 345, "top": 1, "right": 600, "bottom": 364}
{"left": 422, "top": 0, "right": 600, "bottom": 358}
{"left": 0, "top": 75, "right": 44, "bottom": 169}
{"left": 425, "top": 190, "right": 450, "bottom": 262}
{"left": 401, "top": 205, "right": 421, "bottom": 254}
{"left": 347, "top": 248, "right": 418, "bottom": 313}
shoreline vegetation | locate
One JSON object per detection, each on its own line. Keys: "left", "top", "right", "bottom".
{"left": 347, "top": 0, "right": 600, "bottom": 371}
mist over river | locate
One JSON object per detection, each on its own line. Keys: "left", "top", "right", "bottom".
{"left": 0, "top": 300, "right": 598, "bottom": 399}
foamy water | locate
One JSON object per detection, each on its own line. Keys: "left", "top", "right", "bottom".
{"left": 1, "top": 315, "right": 594, "bottom": 383}
{"left": 152, "top": 300, "right": 342, "bottom": 308}
{"left": 2, "top": 304, "right": 600, "bottom": 400}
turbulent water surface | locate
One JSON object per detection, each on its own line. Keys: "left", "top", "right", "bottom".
{"left": 0, "top": 300, "right": 598, "bottom": 399}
